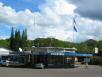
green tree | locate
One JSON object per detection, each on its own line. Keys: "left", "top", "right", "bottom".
{"left": 21, "top": 29, "right": 28, "bottom": 49}
{"left": 10, "top": 27, "right": 15, "bottom": 50}
{"left": 14, "top": 29, "right": 21, "bottom": 51}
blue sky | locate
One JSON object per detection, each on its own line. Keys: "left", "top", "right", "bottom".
{"left": 0, "top": 24, "right": 11, "bottom": 37}
{"left": 0, "top": 0, "right": 102, "bottom": 42}
{"left": 1, "top": 0, "right": 45, "bottom": 12}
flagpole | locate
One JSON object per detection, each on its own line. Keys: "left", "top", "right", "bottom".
{"left": 33, "top": 14, "right": 36, "bottom": 46}
{"left": 73, "top": 20, "right": 74, "bottom": 43}
{"left": 73, "top": 17, "right": 75, "bottom": 43}
{"left": 73, "top": 16, "right": 77, "bottom": 43}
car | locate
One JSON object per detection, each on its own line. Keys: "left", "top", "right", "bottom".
{"left": 0, "top": 60, "right": 6, "bottom": 66}
{"left": 0, "top": 60, "right": 24, "bottom": 67}
{"left": 7, "top": 61, "right": 25, "bottom": 66}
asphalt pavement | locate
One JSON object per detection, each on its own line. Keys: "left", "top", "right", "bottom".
{"left": 0, "top": 65, "right": 102, "bottom": 77}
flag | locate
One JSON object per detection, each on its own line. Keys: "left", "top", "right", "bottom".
{"left": 73, "top": 17, "right": 78, "bottom": 32}
{"left": 74, "top": 25, "right": 77, "bottom": 32}
{"left": 73, "top": 17, "right": 77, "bottom": 25}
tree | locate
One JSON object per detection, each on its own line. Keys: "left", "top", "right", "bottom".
{"left": 21, "top": 29, "right": 28, "bottom": 49}
{"left": 14, "top": 29, "right": 21, "bottom": 51}
{"left": 9, "top": 28, "right": 28, "bottom": 51}
{"left": 10, "top": 27, "right": 15, "bottom": 50}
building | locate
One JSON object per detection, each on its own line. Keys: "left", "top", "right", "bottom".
{"left": 31, "top": 47, "right": 77, "bottom": 68}
{"left": 0, "top": 47, "right": 13, "bottom": 65}
{"left": 0, "top": 47, "right": 12, "bottom": 56}
{"left": 0, "top": 47, "right": 30, "bottom": 66}
{"left": 31, "top": 47, "right": 93, "bottom": 68}
{"left": 0, "top": 47, "right": 93, "bottom": 68}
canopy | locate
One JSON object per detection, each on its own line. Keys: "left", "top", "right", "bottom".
{"left": 64, "top": 52, "right": 93, "bottom": 57}
{"left": 0, "top": 48, "right": 12, "bottom": 55}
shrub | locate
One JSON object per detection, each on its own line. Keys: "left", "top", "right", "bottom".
{"left": 90, "top": 56, "right": 102, "bottom": 65}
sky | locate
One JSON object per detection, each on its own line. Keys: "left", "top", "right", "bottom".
{"left": 0, "top": 0, "right": 102, "bottom": 42}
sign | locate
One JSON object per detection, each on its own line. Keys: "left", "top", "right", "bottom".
{"left": 50, "top": 52, "right": 64, "bottom": 55}
{"left": 95, "top": 47, "right": 98, "bottom": 54}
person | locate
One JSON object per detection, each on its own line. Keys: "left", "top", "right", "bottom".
{"left": 84, "top": 58, "right": 89, "bottom": 69}
{"left": 85, "top": 62, "right": 88, "bottom": 69}
{"left": 6, "top": 58, "right": 10, "bottom": 66}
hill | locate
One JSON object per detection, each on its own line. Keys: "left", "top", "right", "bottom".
{"left": 0, "top": 38, "right": 102, "bottom": 54}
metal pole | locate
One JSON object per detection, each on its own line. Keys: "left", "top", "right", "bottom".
{"left": 73, "top": 17, "right": 75, "bottom": 43}
{"left": 33, "top": 14, "right": 35, "bottom": 46}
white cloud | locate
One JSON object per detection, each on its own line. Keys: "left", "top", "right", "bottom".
{"left": 0, "top": 35, "right": 9, "bottom": 40}
{"left": 43, "top": 0, "right": 76, "bottom": 15}
{"left": 0, "top": 2, "right": 34, "bottom": 26}
{"left": 0, "top": 0, "right": 102, "bottom": 42}
{"left": 0, "top": 0, "right": 76, "bottom": 41}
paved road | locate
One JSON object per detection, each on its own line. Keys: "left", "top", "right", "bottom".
{"left": 0, "top": 65, "right": 102, "bottom": 77}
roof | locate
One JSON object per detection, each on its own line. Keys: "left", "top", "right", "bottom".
{"left": 31, "top": 47, "right": 76, "bottom": 52}
{"left": 0, "top": 48, "right": 12, "bottom": 55}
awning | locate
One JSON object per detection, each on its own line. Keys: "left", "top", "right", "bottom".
{"left": 64, "top": 52, "right": 93, "bottom": 57}
{"left": 31, "top": 51, "right": 93, "bottom": 57}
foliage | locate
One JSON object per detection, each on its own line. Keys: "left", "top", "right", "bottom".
{"left": 0, "top": 39, "right": 9, "bottom": 48}
{"left": 21, "top": 29, "right": 28, "bottom": 49}
{"left": 10, "top": 27, "right": 15, "bottom": 50}
{"left": 90, "top": 56, "right": 102, "bottom": 65}
{"left": 9, "top": 27, "right": 28, "bottom": 51}
{"left": 33, "top": 38, "right": 74, "bottom": 48}
{"left": 14, "top": 29, "right": 21, "bottom": 51}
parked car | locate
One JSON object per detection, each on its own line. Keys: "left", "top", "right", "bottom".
{"left": 0, "top": 59, "right": 24, "bottom": 67}
{"left": 0, "top": 59, "right": 6, "bottom": 66}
